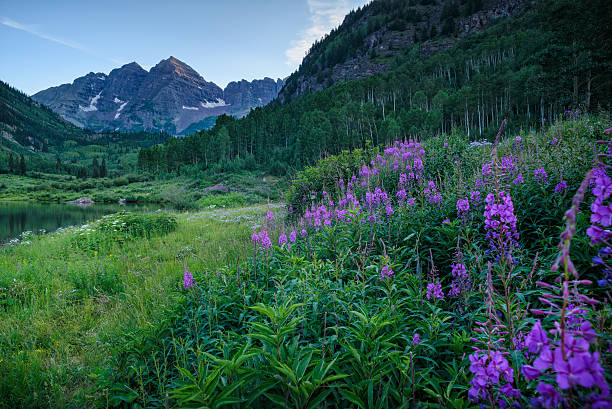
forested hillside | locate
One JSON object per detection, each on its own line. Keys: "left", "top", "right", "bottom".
{"left": 278, "top": 0, "right": 526, "bottom": 101}
{"left": 0, "top": 81, "right": 170, "bottom": 177}
{"left": 138, "top": 0, "right": 611, "bottom": 176}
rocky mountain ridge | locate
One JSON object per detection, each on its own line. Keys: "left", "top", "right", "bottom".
{"left": 33, "top": 57, "right": 284, "bottom": 135}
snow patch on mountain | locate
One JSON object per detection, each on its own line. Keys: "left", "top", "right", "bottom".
{"left": 182, "top": 105, "right": 199, "bottom": 110}
{"left": 114, "top": 102, "right": 128, "bottom": 119}
{"left": 201, "top": 98, "right": 229, "bottom": 108}
{"left": 79, "top": 91, "right": 102, "bottom": 112}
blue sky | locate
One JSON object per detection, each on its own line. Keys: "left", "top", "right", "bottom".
{"left": 0, "top": 0, "right": 369, "bottom": 95}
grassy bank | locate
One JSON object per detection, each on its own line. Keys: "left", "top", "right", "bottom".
{"left": 0, "top": 204, "right": 282, "bottom": 408}
{"left": 0, "top": 170, "right": 285, "bottom": 209}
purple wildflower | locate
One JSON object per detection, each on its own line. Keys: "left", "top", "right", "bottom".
{"left": 278, "top": 234, "right": 288, "bottom": 247}
{"left": 183, "top": 262, "right": 194, "bottom": 290}
{"left": 555, "top": 180, "right": 568, "bottom": 194}
{"left": 484, "top": 191, "right": 519, "bottom": 262}
{"left": 380, "top": 265, "right": 395, "bottom": 280}
{"left": 470, "top": 189, "right": 482, "bottom": 204}
{"left": 426, "top": 281, "right": 444, "bottom": 300}
{"left": 289, "top": 231, "right": 297, "bottom": 243}
{"left": 456, "top": 198, "right": 470, "bottom": 217}
{"left": 512, "top": 173, "right": 524, "bottom": 185}
{"left": 534, "top": 382, "right": 562, "bottom": 408}
{"left": 535, "top": 168, "right": 548, "bottom": 184}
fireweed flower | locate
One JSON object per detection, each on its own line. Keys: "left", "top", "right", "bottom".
{"left": 385, "top": 203, "right": 394, "bottom": 216}
{"left": 587, "top": 167, "right": 612, "bottom": 243}
{"left": 278, "top": 234, "right": 288, "bottom": 247}
{"left": 289, "top": 231, "right": 297, "bottom": 243}
{"left": 512, "top": 173, "right": 524, "bottom": 185}
{"left": 535, "top": 168, "right": 548, "bottom": 184}
{"left": 468, "top": 350, "right": 515, "bottom": 404}
{"left": 412, "top": 333, "right": 421, "bottom": 345}
{"left": 379, "top": 265, "right": 395, "bottom": 280}
{"left": 256, "top": 230, "right": 272, "bottom": 250}
{"left": 469, "top": 265, "right": 519, "bottom": 408}
{"left": 555, "top": 180, "right": 568, "bottom": 194}
{"left": 183, "top": 262, "right": 194, "bottom": 290}
{"left": 449, "top": 262, "right": 469, "bottom": 296}
{"left": 396, "top": 189, "right": 407, "bottom": 202}
{"left": 523, "top": 167, "right": 612, "bottom": 408}
{"left": 533, "top": 382, "right": 562, "bottom": 408}
{"left": 456, "top": 198, "right": 470, "bottom": 217}
{"left": 484, "top": 191, "right": 519, "bottom": 262}
{"left": 265, "top": 210, "right": 275, "bottom": 229}
{"left": 470, "top": 189, "right": 482, "bottom": 204}
{"left": 399, "top": 173, "right": 407, "bottom": 186}
{"left": 512, "top": 136, "right": 523, "bottom": 152}
{"left": 426, "top": 280, "right": 444, "bottom": 300}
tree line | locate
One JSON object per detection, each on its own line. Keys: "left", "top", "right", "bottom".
{"left": 137, "top": 0, "right": 611, "bottom": 176}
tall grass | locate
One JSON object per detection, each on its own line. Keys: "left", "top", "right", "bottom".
{"left": 0, "top": 206, "right": 272, "bottom": 408}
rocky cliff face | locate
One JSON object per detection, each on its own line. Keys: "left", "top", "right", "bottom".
{"left": 32, "top": 57, "right": 284, "bottom": 135}
{"left": 278, "top": 0, "right": 526, "bottom": 102}
{"left": 224, "top": 78, "right": 284, "bottom": 116}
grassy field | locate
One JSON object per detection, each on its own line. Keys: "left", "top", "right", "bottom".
{"left": 0, "top": 204, "right": 282, "bottom": 408}
{"left": 0, "top": 170, "right": 285, "bottom": 209}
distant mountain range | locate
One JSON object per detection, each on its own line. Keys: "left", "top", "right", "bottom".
{"left": 32, "top": 57, "right": 284, "bottom": 135}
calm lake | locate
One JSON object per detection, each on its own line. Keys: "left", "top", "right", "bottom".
{"left": 0, "top": 201, "right": 168, "bottom": 244}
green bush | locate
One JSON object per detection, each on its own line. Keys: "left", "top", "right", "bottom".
{"left": 198, "top": 192, "right": 248, "bottom": 208}
{"left": 71, "top": 211, "right": 177, "bottom": 251}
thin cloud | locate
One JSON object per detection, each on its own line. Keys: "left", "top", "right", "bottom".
{"left": 285, "top": 0, "right": 370, "bottom": 68}
{"left": 1, "top": 17, "right": 89, "bottom": 53}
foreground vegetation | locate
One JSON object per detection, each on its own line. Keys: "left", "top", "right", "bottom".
{"left": 86, "top": 116, "right": 608, "bottom": 408}
{"left": 0, "top": 204, "right": 282, "bottom": 408}
{"left": 2, "top": 116, "right": 611, "bottom": 408}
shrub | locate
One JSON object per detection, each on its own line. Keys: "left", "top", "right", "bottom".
{"left": 71, "top": 211, "right": 177, "bottom": 251}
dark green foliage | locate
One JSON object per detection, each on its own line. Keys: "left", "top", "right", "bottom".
{"left": 71, "top": 211, "right": 177, "bottom": 252}
{"left": 138, "top": 2, "right": 612, "bottom": 180}
{"left": 19, "top": 154, "right": 26, "bottom": 175}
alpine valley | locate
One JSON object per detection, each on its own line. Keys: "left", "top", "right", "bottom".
{"left": 32, "top": 56, "right": 285, "bottom": 135}
{"left": 1, "top": 1, "right": 612, "bottom": 408}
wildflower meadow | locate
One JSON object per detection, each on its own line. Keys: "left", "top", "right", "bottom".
{"left": 85, "top": 116, "right": 611, "bottom": 408}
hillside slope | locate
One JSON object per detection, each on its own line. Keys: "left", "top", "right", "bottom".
{"left": 0, "top": 80, "right": 169, "bottom": 176}
{"left": 137, "top": 0, "right": 611, "bottom": 175}
{"left": 279, "top": 0, "right": 526, "bottom": 102}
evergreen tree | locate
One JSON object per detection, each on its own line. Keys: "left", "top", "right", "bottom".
{"left": 19, "top": 154, "right": 26, "bottom": 175}
{"left": 56, "top": 157, "right": 62, "bottom": 172}
{"left": 100, "top": 158, "right": 107, "bottom": 178}
{"left": 8, "top": 154, "right": 14, "bottom": 174}
{"left": 92, "top": 158, "right": 100, "bottom": 178}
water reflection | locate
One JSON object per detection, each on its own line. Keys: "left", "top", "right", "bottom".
{"left": 0, "top": 201, "right": 167, "bottom": 243}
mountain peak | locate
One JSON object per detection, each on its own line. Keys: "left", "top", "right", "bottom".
{"left": 121, "top": 61, "right": 145, "bottom": 71}
{"left": 153, "top": 56, "right": 203, "bottom": 82}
